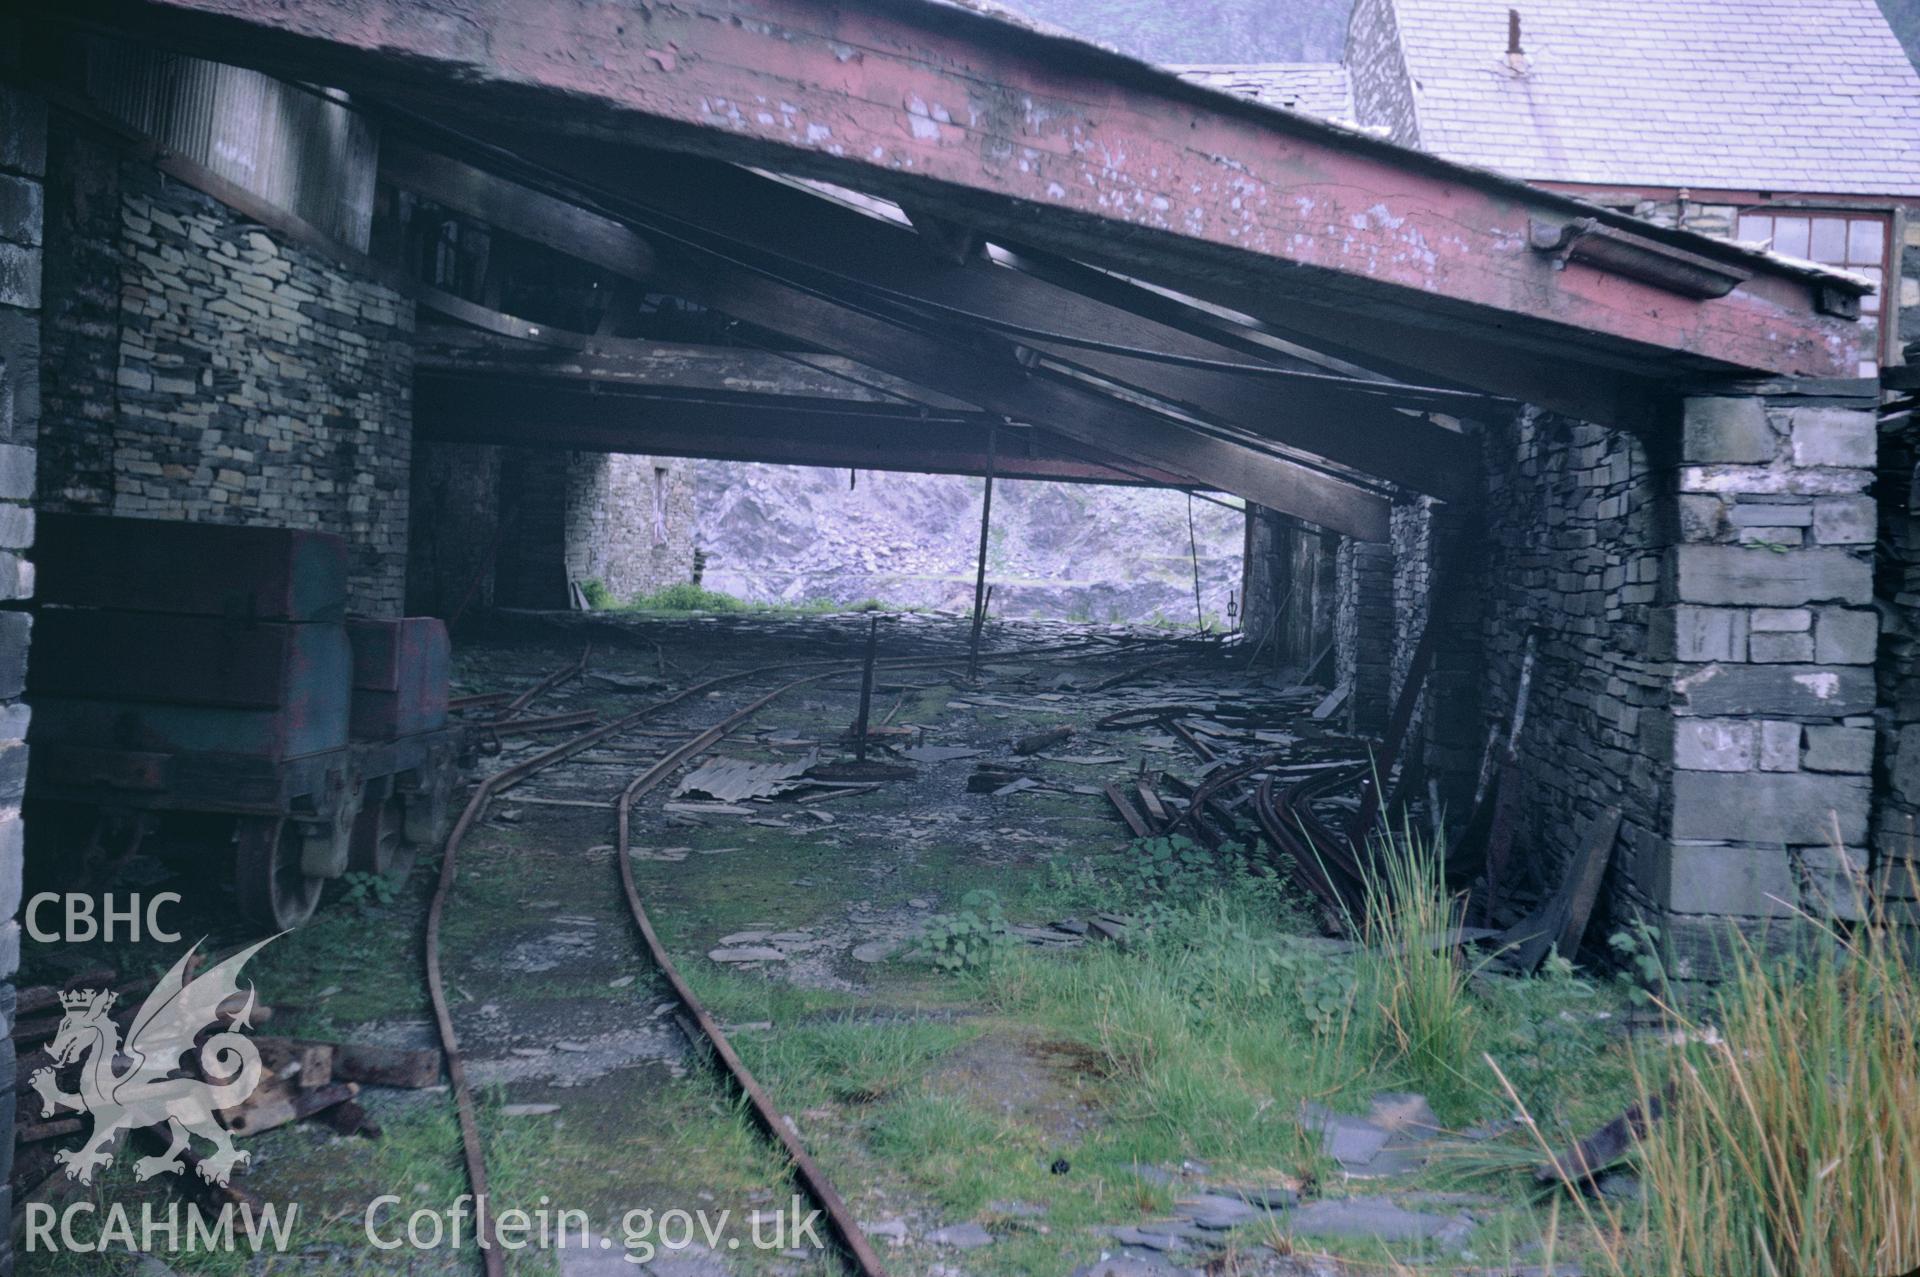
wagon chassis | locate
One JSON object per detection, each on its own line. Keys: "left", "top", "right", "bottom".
{"left": 34, "top": 728, "right": 463, "bottom": 932}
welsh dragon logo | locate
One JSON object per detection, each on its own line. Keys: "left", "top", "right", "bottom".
{"left": 31, "top": 937, "right": 275, "bottom": 1187}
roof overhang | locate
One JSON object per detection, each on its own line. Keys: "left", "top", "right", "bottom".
{"left": 58, "top": 0, "right": 1867, "bottom": 389}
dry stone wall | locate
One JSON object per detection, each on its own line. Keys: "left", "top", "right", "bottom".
{"left": 1472, "top": 406, "right": 1670, "bottom": 935}
{"left": 0, "top": 66, "right": 43, "bottom": 1272}
{"left": 38, "top": 133, "right": 413, "bottom": 615}
{"left": 1334, "top": 537, "right": 1393, "bottom": 733}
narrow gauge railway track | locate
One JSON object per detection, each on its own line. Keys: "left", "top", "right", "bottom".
{"left": 425, "top": 635, "right": 1149, "bottom": 1277}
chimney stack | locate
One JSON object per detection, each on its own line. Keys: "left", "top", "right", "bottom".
{"left": 1507, "top": 8, "right": 1528, "bottom": 71}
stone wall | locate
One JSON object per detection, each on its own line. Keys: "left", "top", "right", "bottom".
{"left": 564, "top": 452, "right": 695, "bottom": 601}
{"left": 1664, "top": 390, "right": 1881, "bottom": 977}
{"left": 1344, "top": 0, "right": 1420, "bottom": 145}
{"left": 1473, "top": 406, "right": 1669, "bottom": 933}
{"left": 1241, "top": 509, "right": 1336, "bottom": 673}
{"left": 495, "top": 447, "right": 570, "bottom": 610}
{"left": 414, "top": 444, "right": 697, "bottom": 614}
{"left": 1334, "top": 537, "right": 1393, "bottom": 732}
{"left": 38, "top": 126, "right": 414, "bottom": 615}
{"left": 1877, "top": 401, "right": 1920, "bottom": 912}
{"left": 406, "top": 439, "right": 500, "bottom": 618}
{"left": 0, "top": 65, "right": 43, "bottom": 1274}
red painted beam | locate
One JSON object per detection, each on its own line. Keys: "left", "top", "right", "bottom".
{"left": 71, "top": 0, "right": 1860, "bottom": 379}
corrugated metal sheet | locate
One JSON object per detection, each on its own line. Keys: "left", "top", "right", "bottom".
{"left": 85, "top": 36, "right": 378, "bottom": 251}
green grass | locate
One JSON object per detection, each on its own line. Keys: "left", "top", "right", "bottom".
{"left": 1345, "top": 815, "right": 1486, "bottom": 1117}
{"left": 599, "top": 582, "right": 906, "bottom": 615}
{"left": 1493, "top": 862, "right": 1920, "bottom": 1277}
{"left": 625, "top": 583, "right": 751, "bottom": 613}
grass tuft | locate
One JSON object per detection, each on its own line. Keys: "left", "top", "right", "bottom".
{"left": 1349, "top": 815, "right": 1482, "bottom": 1112}
{"left": 1494, "top": 859, "right": 1920, "bottom": 1277}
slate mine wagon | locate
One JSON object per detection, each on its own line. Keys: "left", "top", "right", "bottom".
{"left": 26, "top": 514, "right": 461, "bottom": 932}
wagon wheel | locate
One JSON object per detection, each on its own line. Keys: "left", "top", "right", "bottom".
{"left": 401, "top": 761, "right": 456, "bottom": 851}
{"left": 349, "top": 794, "right": 416, "bottom": 881}
{"left": 233, "top": 815, "right": 323, "bottom": 932}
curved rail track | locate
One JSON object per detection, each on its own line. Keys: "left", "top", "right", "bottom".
{"left": 424, "top": 634, "right": 1153, "bottom": 1276}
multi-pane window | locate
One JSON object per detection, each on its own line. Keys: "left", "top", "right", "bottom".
{"left": 1736, "top": 211, "right": 1890, "bottom": 376}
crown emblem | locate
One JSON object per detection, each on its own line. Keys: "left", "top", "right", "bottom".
{"left": 59, "top": 988, "right": 113, "bottom": 1013}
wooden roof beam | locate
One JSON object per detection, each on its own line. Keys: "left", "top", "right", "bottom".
{"left": 387, "top": 145, "right": 1394, "bottom": 538}
{"left": 433, "top": 145, "right": 1481, "bottom": 499}
{"left": 414, "top": 375, "right": 1197, "bottom": 487}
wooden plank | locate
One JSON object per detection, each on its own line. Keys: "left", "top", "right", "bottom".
{"left": 1554, "top": 807, "right": 1624, "bottom": 960}
{"left": 330, "top": 1043, "right": 443, "bottom": 1089}
{"left": 81, "top": 0, "right": 1861, "bottom": 378}
{"left": 1104, "top": 783, "right": 1153, "bottom": 839}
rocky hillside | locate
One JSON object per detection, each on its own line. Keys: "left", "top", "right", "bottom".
{"left": 691, "top": 461, "right": 1246, "bottom": 626}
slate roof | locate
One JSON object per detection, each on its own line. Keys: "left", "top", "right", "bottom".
{"left": 1390, "top": 0, "right": 1920, "bottom": 195}
{"left": 1171, "top": 63, "right": 1356, "bottom": 119}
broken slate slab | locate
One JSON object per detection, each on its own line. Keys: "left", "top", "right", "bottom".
{"left": 1369, "top": 1092, "right": 1443, "bottom": 1138}
{"left": 851, "top": 939, "right": 900, "bottom": 963}
{"left": 926, "top": 1222, "right": 994, "bottom": 1249}
{"left": 1285, "top": 1197, "right": 1476, "bottom": 1249}
{"left": 1300, "top": 1103, "right": 1393, "bottom": 1172}
{"left": 1174, "top": 1193, "right": 1264, "bottom": 1230}
{"left": 708, "top": 946, "right": 788, "bottom": 963}
{"left": 901, "top": 745, "right": 985, "bottom": 763}
{"left": 1070, "top": 1256, "right": 1196, "bottom": 1277}
{"left": 858, "top": 1219, "right": 908, "bottom": 1244}
{"left": 1111, "top": 1225, "right": 1198, "bottom": 1253}
{"left": 1219, "top": 1184, "right": 1300, "bottom": 1211}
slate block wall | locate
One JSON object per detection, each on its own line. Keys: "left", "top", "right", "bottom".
{"left": 1660, "top": 391, "right": 1880, "bottom": 978}
{"left": 405, "top": 439, "right": 501, "bottom": 618}
{"left": 495, "top": 447, "right": 570, "bottom": 610}
{"left": 1471, "top": 406, "right": 1669, "bottom": 935}
{"left": 1334, "top": 536, "right": 1393, "bottom": 733}
{"left": 38, "top": 127, "right": 414, "bottom": 615}
{"left": 1241, "top": 507, "right": 1335, "bottom": 672}
{"left": 563, "top": 453, "right": 696, "bottom": 602}
{"left": 1387, "top": 492, "right": 1484, "bottom": 813}
{"left": 1876, "top": 407, "right": 1920, "bottom": 910}
{"left": 0, "top": 66, "right": 43, "bottom": 1273}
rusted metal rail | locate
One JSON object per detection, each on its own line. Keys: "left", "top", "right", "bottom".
{"left": 500, "top": 643, "right": 592, "bottom": 716}
{"left": 1252, "top": 763, "right": 1374, "bottom": 927}
{"left": 425, "top": 635, "right": 1113, "bottom": 1274}
{"left": 611, "top": 666, "right": 896, "bottom": 1276}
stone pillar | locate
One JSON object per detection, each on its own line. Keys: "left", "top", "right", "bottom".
{"left": 1659, "top": 390, "right": 1879, "bottom": 980}
{"left": 1873, "top": 389, "right": 1920, "bottom": 913}
{"left": 0, "top": 61, "right": 43, "bottom": 1275}
{"left": 1240, "top": 504, "right": 1288, "bottom": 655}
{"left": 405, "top": 440, "right": 501, "bottom": 618}
{"left": 1241, "top": 506, "right": 1333, "bottom": 670}
{"left": 1335, "top": 537, "right": 1394, "bottom": 733}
